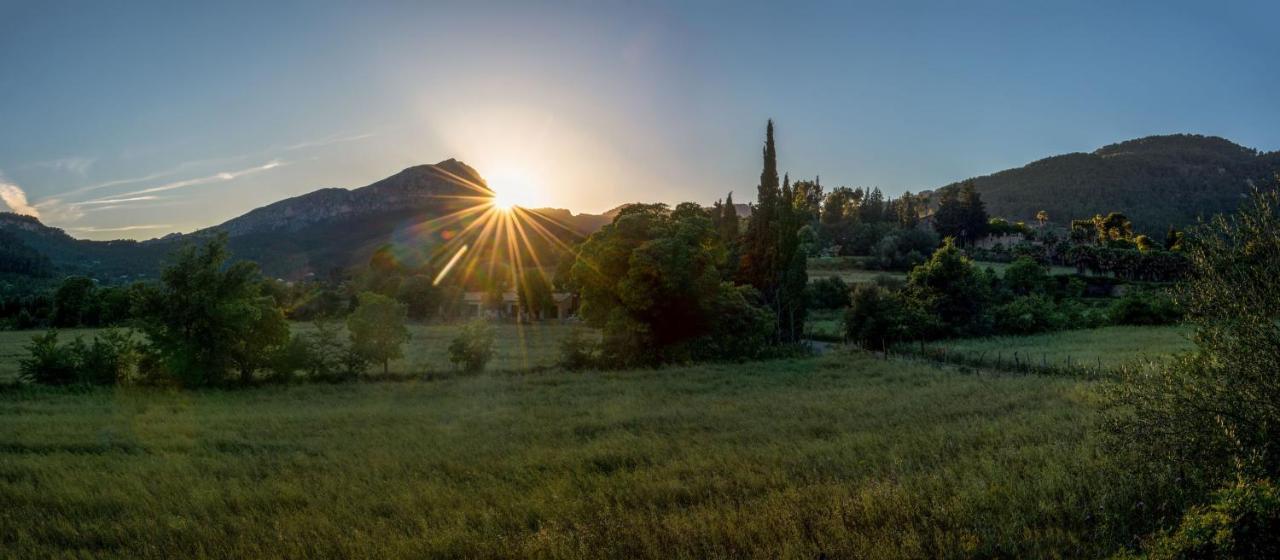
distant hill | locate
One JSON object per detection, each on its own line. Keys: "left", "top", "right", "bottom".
{"left": 925, "top": 134, "right": 1280, "bottom": 232}
{"left": 0, "top": 159, "right": 607, "bottom": 282}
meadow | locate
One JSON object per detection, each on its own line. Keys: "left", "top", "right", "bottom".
{"left": 912, "top": 325, "right": 1193, "bottom": 371}
{"left": 0, "top": 351, "right": 1160, "bottom": 559}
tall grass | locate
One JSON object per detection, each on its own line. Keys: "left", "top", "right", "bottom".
{"left": 0, "top": 352, "right": 1161, "bottom": 558}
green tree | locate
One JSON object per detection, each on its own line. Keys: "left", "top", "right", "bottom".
{"left": 134, "top": 234, "right": 278, "bottom": 386}
{"left": 569, "top": 203, "right": 752, "bottom": 365}
{"left": 1105, "top": 186, "right": 1280, "bottom": 497}
{"left": 347, "top": 291, "right": 409, "bottom": 375}
{"left": 396, "top": 274, "right": 441, "bottom": 321}
{"left": 52, "top": 276, "right": 95, "bottom": 327}
{"left": 228, "top": 296, "right": 289, "bottom": 384}
{"left": 739, "top": 119, "right": 781, "bottom": 291}
{"left": 904, "top": 238, "right": 993, "bottom": 336}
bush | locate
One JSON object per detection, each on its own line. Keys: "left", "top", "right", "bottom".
{"left": 557, "top": 328, "right": 599, "bottom": 370}
{"left": 448, "top": 321, "right": 494, "bottom": 373}
{"left": 1103, "top": 187, "right": 1280, "bottom": 506}
{"left": 695, "top": 283, "right": 776, "bottom": 361}
{"left": 1133, "top": 479, "right": 1280, "bottom": 559}
{"left": 807, "top": 276, "right": 850, "bottom": 310}
{"left": 19, "top": 329, "right": 137, "bottom": 385}
{"left": 1001, "top": 257, "right": 1051, "bottom": 296}
{"left": 992, "top": 295, "right": 1064, "bottom": 335}
{"left": 1108, "top": 290, "right": 1181, "bottom": 326}
{"left": 844, "top": 285, "right": 929, "bottom": 350}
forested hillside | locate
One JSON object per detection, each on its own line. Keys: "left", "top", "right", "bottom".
{"left": 927, "top": 134, "right": 1280, "bottom": 231}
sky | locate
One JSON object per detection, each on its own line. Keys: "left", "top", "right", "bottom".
{"left": 2, "top": 0, "right": 1278, "bottom": 240}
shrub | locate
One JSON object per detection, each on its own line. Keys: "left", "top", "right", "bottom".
{"left": 1133, "top": 479, "right": 1280, "bottom": 559}
{"left": 19, "top": 331, "right": 78, "bottom": 385}
{"left": 1104, "top": 186, "right": 1280, "bottom": 503}
{"left": 1001, "top": 257, "right": 1051, "bottom": 296}
{"left": 695, "top": 283, "right": 775, "bottom": 361}
{"left": 557, "top": 328, "right": 599, "bottom": 371}
{"left": 448, "top": 320, "right": 495, "bottom": 373}
{"left": 844, "top": 285, "right": 929, "bottom": 350}
{"left": 807, "top": 276, "right": 850, "bottom": 310}
{"left": 992, "top": 295, "right": 1064, "bottom": 335}
{"left": 1108, "top": 290, "right": 1181, "bottom": 326}
{"left": 19, "top": 329, "right": 137, "bottom": 385}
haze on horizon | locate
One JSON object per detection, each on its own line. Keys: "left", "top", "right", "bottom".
{"left": 2, "top": 0, "right": 1278, "bottom": 240}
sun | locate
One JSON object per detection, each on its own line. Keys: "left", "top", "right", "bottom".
{"left": 485, "top": 167, "right": 542, "bottom": 211}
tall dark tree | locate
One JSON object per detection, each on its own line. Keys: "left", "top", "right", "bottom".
{"left": 959, "top": 180, "right": 989, "bottom": 243}
{"left": 719, "top": 191, "right": 739, "bottom": 246}
{"left": 740, "top": 120, "right": 781, "bottom": 292}
{"left": 932, "top": 186, "right": 966, "bottom": 242}
{"left": 776, "top": 174, "right": 809, "bottom": 342}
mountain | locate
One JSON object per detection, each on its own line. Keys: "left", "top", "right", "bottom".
{"left": 925, "top": 134, "right": 1280, "bottom": 232}
{"left": 0, "top": 212, "right": 174, "bottom": 282}
{"left": 0, "top": 159, "right": 607, "bottom": 283}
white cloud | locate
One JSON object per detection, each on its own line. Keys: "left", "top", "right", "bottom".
{"left": 31, "top": 156, "right": 96, "bottom": 176}
{"left": 68, "top": 224, "right": 174, "bottom": 233}
{"left": 101, "top": 159, "right": 285, "bottom": 199}
{"left": 0, "top": 173, "right": 40, "bottom": 217}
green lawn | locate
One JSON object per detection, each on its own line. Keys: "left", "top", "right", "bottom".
{"left": 0, "top": 323, "right": 589, "bottom": 383}
{"left": 0, "top": 352, "right": 1152, "bottom": 558}
{"left": 914, "top": 325, "right": 1193, "bottom": 371}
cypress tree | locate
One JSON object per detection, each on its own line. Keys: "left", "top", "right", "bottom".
{"left": 720, "top": 191, "right": 739, "bottom": 245}
{"left": 740, "top": 120, "right": 780, "bottom": 291}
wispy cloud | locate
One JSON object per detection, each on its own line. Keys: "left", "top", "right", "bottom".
{"left": 0, "top": 172, "right": 40, "bottom": 217}
{"left": 280, "top": 131, "right": 376, "bottom": 152}
{"left": 77, "top": 195, "right": 162, "bottom": 206}
{"left": 29, "top": 156, "right": 96, "bottom": 176}
{"left": 68, "top": 224, "right": 175, "bottom": 233}
{"left": 98, "top": 159, "right": 285, "bottom": 200}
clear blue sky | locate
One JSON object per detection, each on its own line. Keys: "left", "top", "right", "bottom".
{"left": 2, "top": 0, "right": 1278, "bottom": 239}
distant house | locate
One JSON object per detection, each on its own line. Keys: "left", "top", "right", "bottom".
{"left": 459, "top": 291, "right": 577, "bottom": 321}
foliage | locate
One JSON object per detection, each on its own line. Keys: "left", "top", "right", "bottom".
{"left": 347, "top": 291, "right": 409, "bottom": 375}
{"left": 694, "top": 283, "right": 776, "bottom": 361}
{"left": 1104, "top": 186, "right": 1280, "bottom": 504}
{"left": 448, "top": 320, "right": 494, "bottom": 373}
{"left": 1128, "top": 479, "right": 1280, "bottom": 560}
{"left": 1001, "top": 256, "right": 1052, "bottom": 296}
{"left": 991, "top": 295, "right": 1065, "bottom": 335}
{"left": 19, "top": 329, "right": 137, "bottom": 385}
{"left": 933, "top": 180, "right": 989, "bottom": 244}
{"left": 738, "top": 122, "right": 808, "bottom": 342}
{"left": 1108, "top": 290, "right": 1182, "bottom": 326}
{"left": 570, "top": 203, "right": 743, "bottom": 365}
{"left": 133, "top": 234, "right": 282, "bottom": 386}
{"left": 903, "top": 238, "right": 993, "bottom": 337}
{"left": 556, "top": 327, "right": 598, "bottom": 371}
{"left": 844, "top": 285, "right": 928, "bottom": 350}
{"left": 807, "top": 275, "right": 850, "bottom": 310}
{"left": 395, "top": 274, "right": 441, "bottom": 321}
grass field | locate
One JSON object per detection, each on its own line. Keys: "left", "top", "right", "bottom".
{"left": 0, "top": 352, "right": 1157, "bottom": 558}
{"left": 0, "top": 323, "right": 589, "bottom": 383}
{"left": 913, "top": 325, "right": 1193, "bottom": 371}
